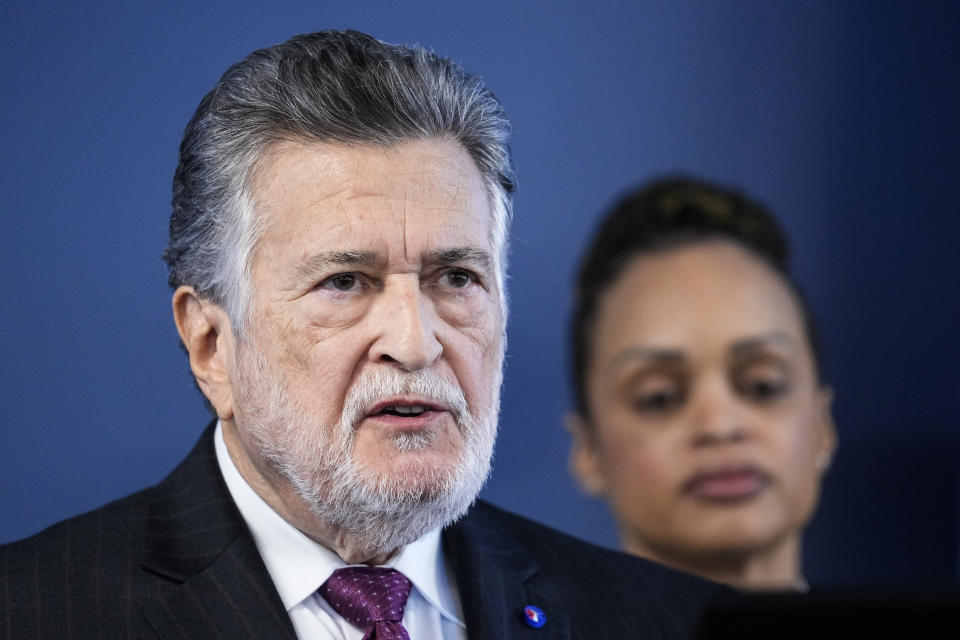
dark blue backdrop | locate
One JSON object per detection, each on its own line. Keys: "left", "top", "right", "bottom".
{"left": 2, "top": 1, "right": 958, "bottom": 587}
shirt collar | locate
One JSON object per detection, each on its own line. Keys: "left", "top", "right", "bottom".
{"left": 213, "top": 421, "right": 463, "bottom": 625}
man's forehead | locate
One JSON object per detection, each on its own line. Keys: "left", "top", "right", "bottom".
{"left": 247, "top": 138, "right": 497, "bottom": 268}
{"left": 252, "top": 138, "right": 488, "bottom": 206}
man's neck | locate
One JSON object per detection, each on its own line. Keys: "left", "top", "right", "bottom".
{"left": 220, "top": 418, "right": 396, "bottom": 564}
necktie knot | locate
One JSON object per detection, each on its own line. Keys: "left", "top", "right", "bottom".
{"left": 319, "top": 566, "right": 413, "bottom": 640}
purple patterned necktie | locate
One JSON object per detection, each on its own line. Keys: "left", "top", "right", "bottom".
{"left": 318, "top": 566, "right": 413, "bottom": 640}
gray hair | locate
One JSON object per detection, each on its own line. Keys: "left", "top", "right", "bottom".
{"left": 162, "top": 30, "right": 515, "bottom": 335}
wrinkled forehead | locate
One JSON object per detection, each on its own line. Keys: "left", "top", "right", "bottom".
{"left": 252, "top": 138, "right": 500, "bottom": 250}
{"left": 242, "top": 138, "right": 506, "bottom": 304}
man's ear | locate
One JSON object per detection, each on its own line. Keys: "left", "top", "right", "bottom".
{"left": 565, "top": 412, "right": 607, "bottom": 497}
{"left": 813, "top": 386, "right": 838, "bottom": 474}
{"left": 172, "top": 286, "right": 237, "bottom": 421}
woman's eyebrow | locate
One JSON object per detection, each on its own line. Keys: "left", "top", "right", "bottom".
{"left": 608, "top": 346, "right": 686, "bottom": 372}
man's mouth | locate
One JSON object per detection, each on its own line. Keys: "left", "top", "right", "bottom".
{"left": 378, "top": 404, "right": 428, "bottom": 417}
{"left": 365, "top": 398, "right": 449, "bottom": 424}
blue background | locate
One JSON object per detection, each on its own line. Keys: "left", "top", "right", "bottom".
{"left": 2, "top": 1, "right": 958, "bottom": 587}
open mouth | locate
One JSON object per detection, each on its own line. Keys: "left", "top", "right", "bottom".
{"left": 366, "top": 398, "right": 447, "bottom": 422}
{"left": 377, "top": 404, "right": 429, "bottom": 417}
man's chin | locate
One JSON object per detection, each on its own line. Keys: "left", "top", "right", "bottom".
{"left": 359, "top": 458, "right": 465, "bottom": 501}
{"left": 294, "top": 461, "right": 484, "bottom": 558}
{"left": 356, "top": 418, "right": 461, "bottom": 457}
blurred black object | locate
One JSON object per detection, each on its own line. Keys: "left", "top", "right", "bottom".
{"left": 695, "top": 590, "right": 960, "bottom": 639}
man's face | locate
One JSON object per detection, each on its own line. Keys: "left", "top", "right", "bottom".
{"left": 229, "top": 138, "right": 505, "bottom": 550}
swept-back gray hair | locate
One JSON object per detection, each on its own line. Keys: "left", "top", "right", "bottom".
{"left": 162, "top": 30, "right": 515, "bottom": 335}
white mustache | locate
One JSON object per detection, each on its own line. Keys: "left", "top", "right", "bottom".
{"left": 340, "top": 368, "right": 470, "bottom": 430}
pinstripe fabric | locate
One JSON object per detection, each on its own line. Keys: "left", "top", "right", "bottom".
{"left": 444, "top": 501, "right": 729, "bottom": 639}
{"left": 1, "top": 422, "right": 728, "bottom": 638}
{"left": 1, "top": 422, "right": 296, "bottom": 639}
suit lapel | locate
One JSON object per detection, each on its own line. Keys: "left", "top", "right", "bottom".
{"left": 139, "top": 423, "right": 297, "bottom": 639}
{"left": 137, "top": 427, "right": 571, "bottom": 639}
{"left": 444, "top": 502, "right": 571, "bottom": 640}
{"left": 143, "top": 533, "right": 295, "bottom": 639}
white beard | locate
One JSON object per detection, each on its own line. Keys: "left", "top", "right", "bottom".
{"left": 233, "top": 345, "right": 500, "bottom": 557}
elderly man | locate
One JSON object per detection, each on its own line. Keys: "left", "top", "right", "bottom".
{"left": 2, "top": 30, "right": 724, "bottom": 639}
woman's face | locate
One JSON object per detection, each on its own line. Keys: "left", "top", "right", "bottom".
{"left": 571, "top": 240, "right": 835, "bottom": 565}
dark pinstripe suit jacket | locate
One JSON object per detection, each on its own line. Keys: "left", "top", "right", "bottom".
{"left": 2, "top": 424, "right": 726, "bottom": 639}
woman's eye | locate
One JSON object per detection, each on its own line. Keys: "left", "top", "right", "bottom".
{"left": 633, "top": 389, "right": 682, "bottom": 413}
{"left": 741, "top": 377, "right": 788, "bottom": 401}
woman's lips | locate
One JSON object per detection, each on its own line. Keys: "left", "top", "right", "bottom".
{"left": 683, "top": 467, "right": 771, "bottom": 501}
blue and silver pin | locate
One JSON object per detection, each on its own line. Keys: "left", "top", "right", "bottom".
{"left": 522, "top": 604, "right": 547, "bottom": 629}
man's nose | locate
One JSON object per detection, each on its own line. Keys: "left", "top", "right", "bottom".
{"left": 689, "top": 380, "right": 751, "bottom": 447}
{"left": 369, "top": 279, "right": 442, "bottom": 371}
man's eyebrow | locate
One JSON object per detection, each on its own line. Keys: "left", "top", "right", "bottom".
{"left": 729, "top": 331, "right": 796, "bottom": 355}
{"left": 294, "top": 250, "right": 379, "bottom": 279}
{"left": 608, "top": 346, "right": 686, "bottom": 372}
{"left": 425, "top": 246, "right": 493, "bottom": 270}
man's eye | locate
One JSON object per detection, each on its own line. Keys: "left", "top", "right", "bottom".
{"left": 325, "top": 273, "right": 359, "bottom": 291}
{"left": 443, "top": 269, "right": 475, "bottom": 288}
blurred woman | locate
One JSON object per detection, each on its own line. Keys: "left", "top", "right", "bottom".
{"left": 567, "top": 177, "right": 836, "bottom": 590}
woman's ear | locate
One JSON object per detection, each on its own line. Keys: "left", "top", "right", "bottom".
{"left": 813, "top": 386, "right": 838, "bottom": 474}
{"left": 565, "top": 412, "right": 607, "bottom": 497}
{"left": 172, "top": 286, "right": 237, "bottom": 420}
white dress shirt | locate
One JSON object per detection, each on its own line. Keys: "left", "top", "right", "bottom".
{"left": 214, "top": 422, "right": 468, "bottom": 639}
